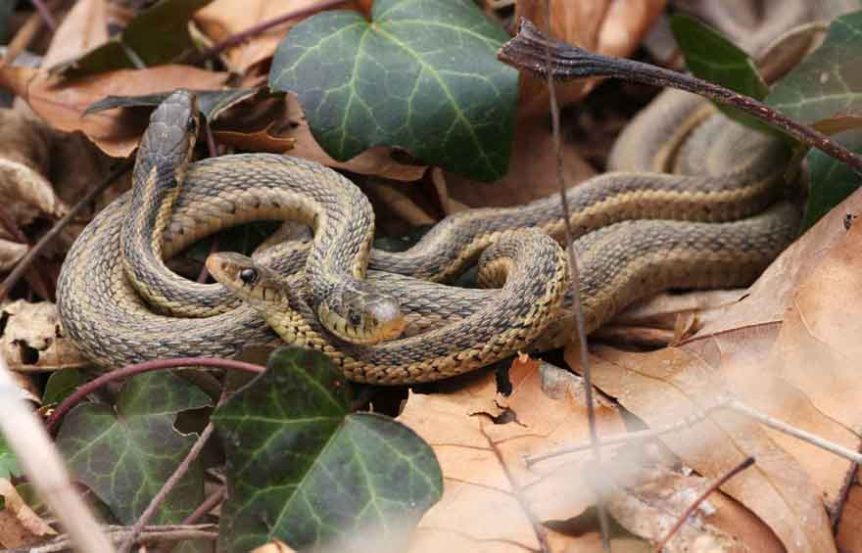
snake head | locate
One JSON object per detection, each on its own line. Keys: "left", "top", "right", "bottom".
{"left": 206, "top": 252, "right": 287, "bottom": 307}
{"left": 138, "top": 90, "right": 201, "bottom": 189}
{"left": 322, "top": 283, "right": 405, "bottom": 345}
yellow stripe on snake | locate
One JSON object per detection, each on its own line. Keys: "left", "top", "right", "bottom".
{"left": 56, "top": 89, "right": 800, "bottom": 384}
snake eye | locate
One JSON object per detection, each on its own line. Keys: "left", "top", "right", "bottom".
{"left": 347, "top": 311, "right": 362, "bottom": 327}
{"left": 239, "top": 268, "right": 258, "bottom": 285}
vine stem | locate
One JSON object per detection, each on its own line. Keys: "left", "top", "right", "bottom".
{"left": 498, "top": 19, "right": 862, "bottom": 175}
{"left": 46, "top": 357, "right": 264, "bottom": 433}
{"left": 654, "top": 456, "right": 755, "bottom": 552}
{"left": 186, "top": 0, "right": 350, "bottom": 64}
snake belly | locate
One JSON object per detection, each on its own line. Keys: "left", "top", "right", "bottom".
{"left": 57, "top": 89, "right": 799, "bottom": 379}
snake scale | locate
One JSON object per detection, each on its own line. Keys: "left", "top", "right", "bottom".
{"left": 57, "top": 89, "right": 800, "bottom": 384}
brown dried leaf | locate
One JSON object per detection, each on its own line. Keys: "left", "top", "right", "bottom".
{"left": 194, "top": 0, "right": 363, "bottom": 74}
{"left": 0, "top": 479, "right": 55, "bottom": 548}
{"left": 0, "top": 240, "right": 27, "bottom": 272}
{"left": 42, "top": 0, "right": 109, "bottom": 69}
{"left": 0, "top": 300, "right": 87, "bottom": 372}
{"left": 514, "top": 0, "right": 666, "bottom": 116}
{"left": 398, "top": 358, "right": 625, "bottom": 551}
{"left": 0, "top": 65, "right": 228, "bottom": 157}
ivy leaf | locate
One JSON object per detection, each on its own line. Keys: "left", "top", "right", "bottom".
{"left": 767, "top": 10, "right": 862, "bottom": 134}
{"left": 0, "top": 435, "right": 20, "bottom": 480}
{"left": 804, "top": 130, "right": 862, "bottom": 227}
{"left": 42, "top": 369, "right": 83, "bottom": 406}
{"left": 269, "top": 0, "right": 517, "bottom": 182}
{"left": 670, "top": 13, "right": 772, "bottom": 132}
{"left": 55, "top": 373, "right": 210, "bottom": 524}
{"left": 213, "top": 346, "right": 442, "bottom": 552}
{"left": 50, "top": 0, "right": 213, "bottom": 78}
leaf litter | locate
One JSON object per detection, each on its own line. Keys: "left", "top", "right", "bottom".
{"left": 2, "top": 1, "right": 862, "bottom": 552}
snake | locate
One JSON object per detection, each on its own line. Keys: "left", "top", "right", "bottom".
{"left": 56, "top": 88, "right": 800, "bottom": 384}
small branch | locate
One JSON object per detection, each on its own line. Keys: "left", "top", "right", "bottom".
{"left": 0, "top": 161, "right": 132, "bottom": 301}
{"left": 0, "top": 355, "right": 114, "bottom": 553}
{"left": 525, "top": 398, "right": 731, "bottom": 466}
{"left": 498, "top": 19, "right": 862, "bottom": 175}
{"left": 539, "top": 2, "right": 609, "bottom": 551}
{"left": 23, "top": 524, "right": 217, "bottom": 553}
{"left": 728, "top": 400, "right": 862, "bottom": 464}
{"left": 29, "top": 0, "right": 57, "bottom": 31}
{"left": 118, "top": 424, "right": 216, "bottom": 553}
{"left": 184, "top": 488, "right": 225, "bottom": 524}
{"left": 186, "top": 0, "right": 349, "bottom": 64}
{"left": 46, "top": 357, "right": 264, "bottom": 433}
{"left": 654, "top": 456, "right": 755, "bottom": 552}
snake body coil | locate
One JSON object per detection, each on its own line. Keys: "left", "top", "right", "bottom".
{"left": 57, "top": 89, "right": 800, "bottom": 383}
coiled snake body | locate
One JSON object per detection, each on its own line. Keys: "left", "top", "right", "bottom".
{"left": 57, "top": 89, "right": 800, "bottom": 384}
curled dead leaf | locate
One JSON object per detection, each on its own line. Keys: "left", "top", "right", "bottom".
{"left": 0, "top": 300, "right": 87, "bottom": 371}
{"left": 0, "top": 479, "right": 55, "bottom": 548}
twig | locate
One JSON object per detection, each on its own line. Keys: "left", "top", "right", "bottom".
{"left": 0, "top": 355, "right": 114, "bottom": 553}
{"left": 525, "top": 397, "right": 732, "bottom": 466}
{"left": 186, "top": 0, "right": 349, "bottom": 64}
{"left": 0, "top": 161, "right": 132, "bottom": 301}
{"left": 46, "top": 357, "right": 264, "bottom": 433}
{"left": 653, "top": 456, "right": 755, "bottom": 552}
{"left": 539, "top": 2, "right": 609, "bottom": 551}
{"left": 183, "top": 488, "right": 226, "bottom": 524}
{"left": 21, "top": 524, "right": 217, "bottom": 553}
{"left": 728, "top": 400, "right": 862, "bottom": 464}
{"left": 498, "top": 19, "right": 862, "bottom": 175}
{"left": 29, "top": 0, "right": 57, "bottom": 30}
{"left": 118, "top": 424, "right": 216, "bottom": 553}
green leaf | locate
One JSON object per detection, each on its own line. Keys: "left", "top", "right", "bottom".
{"left": 0, "top": 435, "right": 20, "bottom": 480}
{"left": 767, "top": 10, "right": 862, "bottom": 133}
{"left": 213, "top": 347, "right": 442, "bottom": 552}
{"left": 269, "top": 0, "right": 517, "bottom": 181}
{"left": 670, "top": 13, "right": 772, "bottom": 132}
{"left": 803, "top": 129, "right": 862, "bottom": 227}
{"left": 42, "top": 369, "right": 83, "bottom": 406}
{"left": 50, "top": 0, "right": 213, "bottom": 78}
{"left": 55, "top": 373, "right": 210, "bottom": 524}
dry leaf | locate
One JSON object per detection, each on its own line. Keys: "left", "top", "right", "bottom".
{"left": 398, "top": 358, "right": 625, "bottom": 551}
{"left": 1, "top": 300, "right": 87, "bottom": 371}
{"left": 0, "top": 240, "right": 27, "bottom": 272}
{"left": 606, "top": 466, "right": 782, "bottom": 553}
{"left": 0, "top": 479, "right": 55, "bottom": 548}
{"left": 514, "top": 0, "right": 667, "bottom": 116}
{"left": 41, "top": 0, "right": 108, "bottom": 69}
{"left": 195, "top": 0, "right": 363, "bottom": 74}
{"left": 0, "top": 65, "right": 228, "bottom": 157}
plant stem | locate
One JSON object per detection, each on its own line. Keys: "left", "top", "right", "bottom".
{"left": 498, "top": 19, "right": 862, "bottom": 175}
{"left": 46, "top": 357, "right": 264, "bottom": 433}
{"left": 654, "top": 456, "right": 755, "bottom": 552}
{"left": 118, "top": 423, "right": 216, "bottom": 553}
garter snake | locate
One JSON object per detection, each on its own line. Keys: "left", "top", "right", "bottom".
{"left": 57, "top": 89, "right": 800, "bottom": 383}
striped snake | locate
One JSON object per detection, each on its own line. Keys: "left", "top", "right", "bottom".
{"left": 57, "top": 89, "right": 800, "bottom": 384}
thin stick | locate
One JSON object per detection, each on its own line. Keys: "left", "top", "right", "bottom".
{"left": 526, "top": 398, "right": 731, "bottom": 466}
{"left": 28, "top": 0, "right": 57, "bottom": 30}
{"left": 728, "top": 400, "right": 862, "bottom": 464}
{"left": 498, "top": 19, "right": 862, "bottom": 175}
{"left": 0, "top": 355, "right": 114, "bottom": 553}
{"left": 25, "top": 524, "right": 217, "bottom": 553}
{"left": 653, "top": 456, "right": 755, "bottom": 552}
{"left": 118, "top": 423, "right": 216, "bottom": 553}
{"left": 46, "top": 357, "right": 264, "bottom": 433}
{"left": 540, "top": 2, "right": 609, "bottom": 551}
{"left": 0, "top": 161, "right": 132, "bottom": 300}
{"left": 186, "top": 0, "right": 349, "bottom": 64}
{"left": 183, "top": 488, "right": 225, "bottom": 524}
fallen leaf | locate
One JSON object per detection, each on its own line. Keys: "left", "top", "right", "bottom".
{"left": 0, "top": 479, "right": 55, "bottom": 548}
{"left": 194, "top": 0, "right": 363, "bottom": 74}
{"left": 0, "top": 240, "right": 26, "bottom": 272}
{"left": 514, "top": 0, "right": 666, "bottom": 116}
{"left": 0, "top": 300, "right": 88, "bottom": 371}
{"left": 41, "top": 0, "right": 108, "bottom": 69}
{"left": 399, "top": 358, "right": 626, "bottom": 551}
{"left": 0, "top": 65, "right": 228, "bottom": 157}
